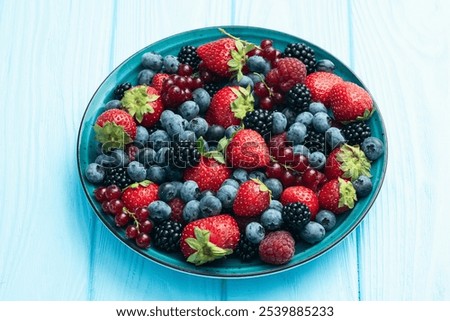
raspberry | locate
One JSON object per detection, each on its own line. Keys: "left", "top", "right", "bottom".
{"left": 258, "top": 230, "right": 295, "bottom": 265}
{"left": 266, "top": 58, "right": 307, "bottom": 93}
{"left": 167, "top": 198, "right": 185, "bottom": 223}
{"left": 152, "top": 73, "right": 170, "bottom": 93}
{"left": 283, "top": 43, "right": 316, "bottom": 74}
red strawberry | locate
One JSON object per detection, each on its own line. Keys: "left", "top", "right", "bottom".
{"left": 152, "top": 73, "right": 169, "bottom": 93}
{"left": 94, "top": 108, "right": 137, "bottom": 149}
{"left": 280, "top": 186, "right": 319, "bottom": 219}
{"left": 205, "top": 86, "right": 254, "bottom": 128}
{"left": 324, "top": 144, "right": 371, "bottom": 181}
{"left": 121, "top": 180, "right": 159, "bottom": 211}
{"left": 328, "top": 81, "right": 373, "bottom": 122}
{"left": 180, "top": 214, "right": 240, "bottom": 265}
{"left": 233, "top": 179, "right": 271, "bottom": 217}
{"left": 304, "top": 71, "right": 343, "bottom": 104}
{"left": 121, "top": 85, "right": 163, "bottom": 127}
{"left": 226, "top": 129, "right": 270, "bottom": 169}
{"left": 167, "top": 197, "right": 185, "bottom": 223}
{"left": 265, "top": 57, "right": 307, "bottom": 92}
{"left": 318, "top": 178, "right": 357, "bottom": 214}
{"left": 259, "top": 230, "right": 295, "bottom": 265}
{"left": 183, "top": 156, "right": 231, "bottom": 192}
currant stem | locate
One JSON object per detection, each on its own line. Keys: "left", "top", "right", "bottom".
{"left": 218, "top": 28, "right": 261, "bottom": 49}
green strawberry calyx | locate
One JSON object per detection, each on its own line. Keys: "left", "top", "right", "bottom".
{"left": 230, "top": 86, "right": 254, "bottom": 119}
{"left": 94, "top": 121, "right": 132, "bottom": 151}
{"left": 251, "top": 178, "right": 272, "bottom": 198}
{"left": 338, "top": 178, "right": 357, "bottom": 209}
{"left": 124, "top": 180, "right": 152, "bottom": 190}
{"left": 185, "top": 227, "right": 233, "bottom": 266}
{"left": 196, "top": 137, "right": 227, "bottom": 164}
{"left": 121, "top": 86, "right": 159, "bottom": 123}
{"left": 337, "top": 144, "right": 372, "bottom": 181}
{"left": 219, "top": 28, "right": 256, "bottom": 81}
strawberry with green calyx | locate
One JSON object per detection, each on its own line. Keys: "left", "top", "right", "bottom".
{"left": 325, "top": 144, "right": 371, "bottom": 181}
{"left": 94, "top": 108, "right": 137, "bottom": 150}
{"left": 226, "top": 129, "right": 270, "bottom": 169}
{"left": 121, "top": 85, "right": 163, "bottom": 127}
{"left": 318, "top": 178, "right": 357, "bottom": 214}
{"left": 181, "top": 214, "right": 240, "bottom": 265}
{"left": 233, "top": 179, "right": 271, "bottom": 217}
{"left": 205, "top": 86, "right": 254, "bottom": 128}
{"left": 121, "top": 180, "right": 159, "bottom": 211}
{"left": 197, "top": 28, "right": 256, "bottom": 80}
{"left": 328, "top": 81, "right": 374, "bottom": 122}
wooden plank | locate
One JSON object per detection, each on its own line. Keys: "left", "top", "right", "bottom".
{"left": 351, "top": 0, "right": 450, "bottom": 300}
{"left": 0, "top": 0, "right": 115, "bottom": 299}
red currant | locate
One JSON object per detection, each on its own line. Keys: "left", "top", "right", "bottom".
{"left": 263, "top": 47, "right": 278, "bottom": 62}
{"left": 126, "top": 225, "right": 138, "bottom": 239}
{"left": 276, "top": 146, "right": 294, "bottom": 164}
{"left": 135, "top": 207, "right": 149, "bottom": 222}
{"left": 260, "top": 39, "right": 273, "bottom": 49}
{"left": 280, "top": 170, "right": 297, "bottom": 187}
{"left": 105, "top": 185, "right": 121, "bottom": 200}
{"left": 301, "top": 168, "right": 328, "bottom": 192}
{"left": 266, "top": 162, "right": 284, "bottom": 179}
{"left": 259, "top": 96, "right": 274, "bottom": 110}
{"left": 136, "top": 233, "right": 151, "bottom": 248}
{"left": 94, "top": 186, "right": 108, "bottom": 203}
{"left": 101, "top": 201, "right": 111, "bottom": 214}
{"left": 190, "top": 77, "right": 203, "bottom": 90}
{"left": 140, "top": 220, "right": 154, "bottom": 234}
{"left": 108, "top": 199, "right": 124, "bottom": 215}
{"left": 254, "top": 82, "right": 269, "bottom": 98}
{"left": 272, "top": 91, "right": 284, "bottom": 105}
{"left": 178, "top": 64, "right": 193, "bottom": 76}
{"left": 290, "top": 154, "right": 309, "bottom": 173}
{"left": 115, "top": 212, "right": 130, "bottom": 227}
{"left": 247, "top": 48, "right": 263, "bottom": 57}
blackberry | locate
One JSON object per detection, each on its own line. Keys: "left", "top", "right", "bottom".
{"left": 168, "top": 139, "right": 201, "bottom": 169}
{"left": 103, "top": 167, "right": 133, "bottom": 189}
{"left": 303, "top": 129, "right": 326, "bottom": 154}
{"left": 113, "top": 82, "right": 132, "bottom": 100}
{"left": 282, "top": 202, "right": 311, "bottom": 233}
{"left": 234, "top": 235, "right": 258, "bottom": 262}
{"left": 284, "top": 43, "right": 316, "bottom": 74}
{"left": 203, "top": 83, "right": 220, "bottom": 97}
{"left": 243, "top": 109, "right": 273, "bottom": 138}
{"left": 341, "top": 122, "right": 371, "bottom": 146}
{"left": 285, "top": 84, "right": 311, "bottom": 113}
{"left": 152, "top": 220, "right": 183, "bottom": 252}
{"left": 177, "top": 45, "right": 201, "bottom": 71}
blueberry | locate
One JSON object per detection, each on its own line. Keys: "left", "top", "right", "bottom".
{"left": 148, "top": 130, "right": 170, "bottom": 151}
{"left": 142, "top": 52, "right": 163, "bottom": 72}
{"left": 221, "top": 179, "right": 240, "bottom": 189}
{"left": 361, "top": 137, "right": 384, "bottom": 161}
{"left": 154, "top": 147, "right": 169, "bottom": 166}
{"left": 217, "top": 185, "right": 238, "bottom": 209}
{"left": 260, "top": 209, "right": 283, "bottom": 231}
{"left": 171, "top": 181, "right": 183, "bottom": 197}
{"left": 299, "top": 221, "right": 326, "bottom": 244}
{"left": 164, "top": 166, "right": 184, "bottom": 181}
{"left": 188, "top": 117, "right": 208, "bottom": 138}
{"left": 246, "top": 56, "right": 270, "bottom": 75}
{"left": 245, "top": 222, "right": 265, "bottom": 244}
{"left": 352, "top": 175, "right": 373, "bottom": 198}
{"left": 162, "top": 55, "right": 179, "bottom": 74}
{"left": 287, "top": 122, "right": 307, "bottom": 145}
{"left": 165, "top": 115, "right": 184, "bottom": 138}
{"left": 293, "top": 144, "right": 310, "bottom": 157}
{"left": 111, "top": 149, "right": 130, "bottom": 166}
{"left": 138, "top": 69, "right": 155, "bottom": 85}
{"left": 180, "top": 180, "right": 200, "bottom": 202}
{"left": 199, "top": 195, "right": 222, "bottom": 217}
{"left": 205, "top": 125, "right": 225, "bottom": 143}
{"left": 146, "top": 165, "right": 167, "bottom": 184}
{"left": 183, "top": 200, "right": 200, "bottom": 223}
{"left": 148, "top": 200, "right": 171, "bottom": 222}
{"left": 249, "top": 171, "right": 267, "bottom": 182}
{"left": 85, "top": 163, "right": 105, "bottom": 184}
{"left": 127, "top": 161, "right": 146, "bottom": 182}
{"left": 192, "top": 88, "right": 211, "bottom": 113}
{"left": 282, "top": 108, "right": 297, "bottom": 127}
{"left": 231, "top": 75, "right": 254, "bottom": 89}
{"left": 264, "top": 178, "right": 283, "bottom": 200}
{"left": 315, "top": 210, "right": 337, "bottom": 231}
{"left": 105, "top": 99, "right": 122, "bottom": 110}
{"left": 232, "top": 169, "right": 248, "bottom": 183}
{"left": 272, "top": 111, "right": 287, "bottom": 134}
{"left": 95, "top": 154, "right": 116, "bottom": 167}
{"left": 160, "top": 110, "right": 176, "bottom": 128}
{"left": 325, "top": 127, "right": 346, "bottom": 150}
{"left": 158, "top": 182, "right": 178, "bottom": 202}
{"left": 312, "top": 111, "right": 331, "bottom": 133}
{"left": 295, "top": 111, "right": 314, "bottom": 127}
{"left": 247, "top": 72, "right": 264, "bottom": 85}
{"left": 136, "top": 147, "right": 156, "bottom": 166}
{"left": 179, "top": 100, "right": 199, "bottom": 121}
{"left": 225, "top": 125, "right": 241, "bottom": 138}
{"left": 308, "top": 151, "right": 326, "bottom": 170}
{"left": 315, "top": 59, "right": 335, "bottom": 73}
{"left": 309, "top": 102, "right": 327, "bottom": 114}
{"left": 268, "top": 200, "right": 283, "bottom": 212}
{"left": 177, "top": 130, "right": 196, "bottom": 142}
{"left": 198, "top": 190, "right": 215, "bottom": 200}
{"left": 134, "top": 126, "right": 149, "bottom": 146}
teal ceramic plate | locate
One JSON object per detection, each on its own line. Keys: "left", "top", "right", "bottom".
{"left": 77, "top": 26, "right": 387, "bottom": 278}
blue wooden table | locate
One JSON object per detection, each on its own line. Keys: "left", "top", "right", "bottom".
{"left": 1, "top": 0, "right": 449, "bottom": 300}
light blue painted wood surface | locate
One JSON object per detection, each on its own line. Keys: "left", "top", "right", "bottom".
{"left": 0, "top": 0, "right": 448, "bottom": 300}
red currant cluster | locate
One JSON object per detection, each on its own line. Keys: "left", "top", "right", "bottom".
{"left": 94, "top": 185, "right": 154, "bottom": 248}
{"left": 160, "top": 72, "right": 203, "bottom": 108}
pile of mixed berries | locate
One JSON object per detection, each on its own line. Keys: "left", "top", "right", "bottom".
{"left": 85, "top": 29, "right": 384, "bottom": 266}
